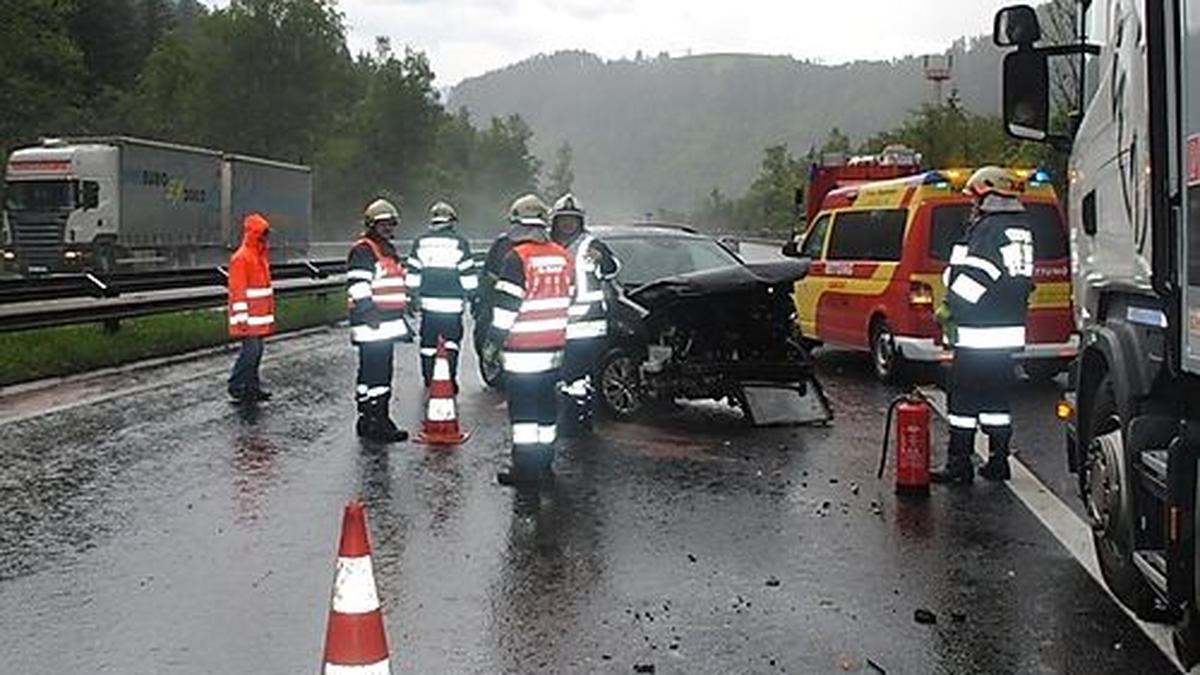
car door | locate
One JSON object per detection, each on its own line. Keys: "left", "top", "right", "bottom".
{"left": 820, "top": 208, "right": 908, "bottom": 348}
{"left": 792, "top": 213, "right": 832, "bottom": 340}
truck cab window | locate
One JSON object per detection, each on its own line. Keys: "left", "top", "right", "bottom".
{"left": 3, "top": 180, "right": 77, "bottom": 211}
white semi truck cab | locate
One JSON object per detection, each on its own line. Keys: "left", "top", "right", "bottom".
{"left": 3, "top": 140, "right": 117, "bottom": 272}
{"left": 996, "top": 0, "right": 1200, "bottom": 664}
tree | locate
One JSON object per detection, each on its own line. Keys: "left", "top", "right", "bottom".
{"left": 543, "top": 141, "right": 575, "bottom": 199}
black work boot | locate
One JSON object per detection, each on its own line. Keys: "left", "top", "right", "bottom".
{"left": 355, "top": 399, "right": 371, "bottom": 438}
{"left": 931, "top": 430, "right": 975, "bottom": 485}
{"left": 979, "top": 454, "right": 1011, "bottom": 481}
{"left": 363, "top": 397, "right": 408, "bottom": 443}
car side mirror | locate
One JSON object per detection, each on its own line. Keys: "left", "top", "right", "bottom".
{"left": 993, "top": 5, "right": 1042, "bottom": 47}
{"left": 1003, "top": 50, "right": 1050, "bottom": 141}
{"left": 781, "top": 240, "right": 801, "bottom": 258}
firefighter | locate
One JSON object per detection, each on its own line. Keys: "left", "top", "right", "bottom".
{"left": 226, "top": 213, "right": 275, "bottom": 403}
{"left": 407, "top": 201, "right": 477, "bottom": 389}
{"left": 931, "top": 167, "right": 1035, "bottom": 484}
{"left": 491, "top": 194, "right": 574, "bottom": 484}
{"left": 549, "top": 193, "right": 619, "bottom": 433}
{"left": 346, "top": 198, "right": 412, "bottom": 443}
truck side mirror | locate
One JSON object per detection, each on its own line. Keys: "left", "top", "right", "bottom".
{"left": 993, "top": 5, "right": 1042, "bottom": 47}
{"left": 81, "top": 181, "right": 100, "bottom": 210}
{"left": 1003, "top": 50, "right": 1050, "bottom": 141}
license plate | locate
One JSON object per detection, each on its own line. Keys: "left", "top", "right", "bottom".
{"left": 27, "top": 265, "right": 48, "bottom": 274}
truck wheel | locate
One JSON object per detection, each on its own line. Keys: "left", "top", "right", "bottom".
{"left": 598, "top": 349, "right": 645, "bottom": 421}
{"left": 1082, "top": 373, "right": 1159, "bottom": 617}
{"left": 870, "top": 319, "right": 907, "bottom": 384}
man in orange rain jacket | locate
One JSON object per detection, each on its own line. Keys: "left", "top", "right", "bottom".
{"left": 227, "top": 213, "right": 275, "bottom": 403}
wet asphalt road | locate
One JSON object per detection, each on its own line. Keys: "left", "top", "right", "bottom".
{"left": 0, "top": 242, "right": 1182, "bottom": 674}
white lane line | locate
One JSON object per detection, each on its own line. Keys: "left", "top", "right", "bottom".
{"left": 919, "top": 387, "right": 1189, "bottom": 673}
{"left": 0, "top": 331, "right": 344, "bottom": 426}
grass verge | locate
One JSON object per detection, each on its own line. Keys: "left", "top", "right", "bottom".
{"left": 0, "top": 293, "right": 345, "bottom": 387}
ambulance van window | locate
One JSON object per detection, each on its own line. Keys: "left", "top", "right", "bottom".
{"left": 825, "top": 209, "right": 907, "bottom": 261}
{"left": 801, "top": 214, "right": 832, "bottom": 258}
{"left": 929, "top": 204, "right": 973, "bottom": 260}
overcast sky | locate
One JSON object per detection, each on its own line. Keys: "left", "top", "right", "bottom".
{"left": 208, "top": 1, "right": 1018, "bottom": 86}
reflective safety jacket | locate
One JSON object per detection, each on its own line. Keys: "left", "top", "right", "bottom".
{"left": 406, "top": 223, "right": 477, "bottom": 315}
{"left": 227, "top": 213, "right": 274, "bottom": 338}
{"left": 347, "top": 235, "right": 410, "bottom": 344}
{"left": 561, "top": 233, "right": 618, "bottom": 341}
{"left": 491, "top": 232, "right": 574, "bottom": 373}
{"left": 942, "top": 209, "right": 1034, "bottom": 350}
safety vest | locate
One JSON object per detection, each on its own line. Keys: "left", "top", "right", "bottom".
{"left": 505, "top": 241, "right": 572, "bottom": 353}
{"left": 227, "top": 214, "right": 274, "bottom": 338}
{"left": 566, "top": 234, "right": 608, "bottom": 341}
{"left": 347, "top": 236, "right": 410, "bottom": 343}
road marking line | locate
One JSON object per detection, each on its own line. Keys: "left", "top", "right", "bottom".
{"left": 919, "top": 387, "right": 1188, "bottom": 673}
{"left": 0, "top": 331, "right": 345, "bottom": 426}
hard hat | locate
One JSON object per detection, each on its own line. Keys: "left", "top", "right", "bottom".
{"left": 429, "top": 201, "right": 457, "bottom": 225}
{"left": 963, "top": 167, "right": 1025, "bottom": 199}
{"left": 363, "top": 198, "right": 400, "bottom": 226}
{"left": 508, "top": 194, "right": 549, "bottom": 227}
{"left": 551, "top": 193, "right": 585, "bottom": 220}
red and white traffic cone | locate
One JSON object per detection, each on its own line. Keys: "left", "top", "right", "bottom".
{"left": 415, "top": 336, "right": 470, "bottom": 446}
{"left": 322, "top": 500, "right": 391, "bottom": 674}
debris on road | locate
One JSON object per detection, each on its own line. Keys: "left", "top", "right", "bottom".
{"left": 633, "top": 664, "right": 656, "bottom": 673}
{"left": 913, "top": 608, "right": 937, "bottom": 625}
{"left": 765, "top": 577, "right": 781, "bottom": 587}
{"left": 867, "top": 657, "right": 887, "bottom": 673}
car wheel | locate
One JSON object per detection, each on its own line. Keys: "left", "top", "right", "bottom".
{"left": 475, "top": 330, "right": 505, "bottom": 389}
{"left": 599, "top": 349, "right": 645, "bottom": 420}
{"left": 870, "top": 320, "right": 906, "bottom": 384}
{"left": 1083, "top": 373, "right": 1159, "bottom": 617}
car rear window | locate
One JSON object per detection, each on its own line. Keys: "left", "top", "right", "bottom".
{"left": 929, "top": 202, "right": 1068, "bottom": 261}
{"left": 825, "top": 209, "right": 907, "bottom": 261}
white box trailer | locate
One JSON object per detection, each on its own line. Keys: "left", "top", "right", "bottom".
{"left": 1, "top": 136, "right": 311, "bottom": 273}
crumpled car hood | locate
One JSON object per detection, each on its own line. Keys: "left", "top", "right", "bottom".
{"left": 625, "top": 259, "right": 809, "bottom": 309}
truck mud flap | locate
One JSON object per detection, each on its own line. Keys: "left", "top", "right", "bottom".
{"left": 738, "top": 377, "right": 833, "bottom": 427}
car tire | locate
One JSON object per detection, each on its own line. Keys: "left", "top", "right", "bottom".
{"left": 1083, "top": 373, "right": 1160, "bottom": 618}
{"left": 870, "top": 319, "right": 907, "bottom": 384}
{"left": 475, "top": 329, "right": 505, "bottom": 390}
{"left": 598, "top": 348, "right": 645, "bottom": 421}
{"left": 1023, "top": 358, "right": 1068, "bottom": 383}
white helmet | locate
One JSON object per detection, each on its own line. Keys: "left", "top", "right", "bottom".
{"left": 429, "top": 201, "right": 457, "bottom": 225}
{"left": 508, "top": 194, "right": 549, "bottom": 227}
{"left": 551, "top": 193, "right": 585, "bottom": 220}
{"left": 363, "top": 198, "right": 400, "bottom": 227}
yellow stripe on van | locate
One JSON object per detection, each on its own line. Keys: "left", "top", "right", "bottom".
{"left": 1029, "top": 281, "right": 1071, "bottom": 309}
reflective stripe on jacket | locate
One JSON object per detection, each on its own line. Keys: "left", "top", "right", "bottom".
{"left": 406, "top": 225, "right": 477, "bottom": 314}
{"left": 565, "top": 234, "right": 611, "bottom": 341}
{"left": 492, "top": 240, "right": 573, "bottom": 356}
{"left": 347, "top": 236, "right": 410, "bottom": 344}
{"left": 228, "top": 213, "right": 275, "bottom": 337}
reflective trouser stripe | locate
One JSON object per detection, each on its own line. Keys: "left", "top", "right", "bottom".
{"left": 245, "top": 287, "right": 273, "bottom": 299}
{"left": 512, "top": 422, "right": 539, "bottom": 445}
{"left": 956, "top": 326, "right": 1025, "bottom": 349}
{"left": 566, "top": 320, "right": 607, "bottom": 340}
{"left": 352, "top": 319, "right": 409, "bottom": 342}
{"left": 356, "top": 385, "right": 390, "bottom": 400}
{"left": 979, "top": 412, "right": 1012, "bottom": 427}
{"left": 538, "top": 424, "right": 557, "bottom": 444}
{"left": 502, "top": 351, "right": 560, "bottom": 373}
{"left": 948, "top": 414, "right": 977, "bottom": 429}
{"left": 420, "top": 297, "right": 465, "bottom": 313}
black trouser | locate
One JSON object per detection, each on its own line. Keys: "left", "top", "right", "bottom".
{"left": 419, "top": 311, "right": 464, "bottom": 387}
{"left": 506, "top": 367, "right": 561, "bottom": 470}
{"left": 562, "top": 336, "right": 605, "bottom": 384}
{"left": 356, "top": 340, "right": 394, "bottom": 406}
{"left": 947, "top": 346, "right": 1016, "bottom": 461}
{"left": 228, "top": 336, "right": 264, "bottom": 396}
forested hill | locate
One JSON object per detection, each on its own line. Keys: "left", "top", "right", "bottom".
{"left": 448, "top": 42, "right": 1004, "bottom": 219}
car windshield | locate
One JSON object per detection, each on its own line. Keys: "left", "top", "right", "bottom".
{"left": 604, "top": 234, "right": 742, "bottom": 288}
{"left": 4, "top": 180, "right": 76, "bottom": 211}
{"left": 928, "top": 202, "right": 1068, "bottom": 261}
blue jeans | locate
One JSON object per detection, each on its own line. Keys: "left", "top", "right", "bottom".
{"left": 228, "top": 336, "right": 265, "bottom": 396}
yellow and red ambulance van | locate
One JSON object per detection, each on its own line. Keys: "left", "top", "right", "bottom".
{"left": 789, "top": 167, "right": 1076, "bottom": 382}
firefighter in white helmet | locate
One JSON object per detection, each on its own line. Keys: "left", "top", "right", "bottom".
{"left": 491, "top": 194, "right": 574, "bottom": 485}
{"left": 346, "top": 198, "right": 411, "bottom": 443}
{"left": 406, "top": 201, "right": 477, "bottom": 390}
{"left": 932, "top": 167, "right": 1034, "bottom": 484}
{"left": 549, "top": 193, "right": 619, "bottom": 434}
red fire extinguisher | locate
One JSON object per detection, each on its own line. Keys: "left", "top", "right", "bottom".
{"left": 877, "top": 391, "right": 931, "bottom": 495}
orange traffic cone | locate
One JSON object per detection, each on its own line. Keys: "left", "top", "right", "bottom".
{"left": 322, "top": 500, "right": 391, "bottom": 674}
{"left": 415, "top": 336, "right": 470, "bottom": 446}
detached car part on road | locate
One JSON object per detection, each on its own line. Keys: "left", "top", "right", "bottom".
{"left": 594, "top": 225, "right": 831, "bottom": 425}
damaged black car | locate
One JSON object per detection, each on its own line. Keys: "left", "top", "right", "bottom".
{"left": 593, "top": 225, "right": 831, "bottom": 425}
